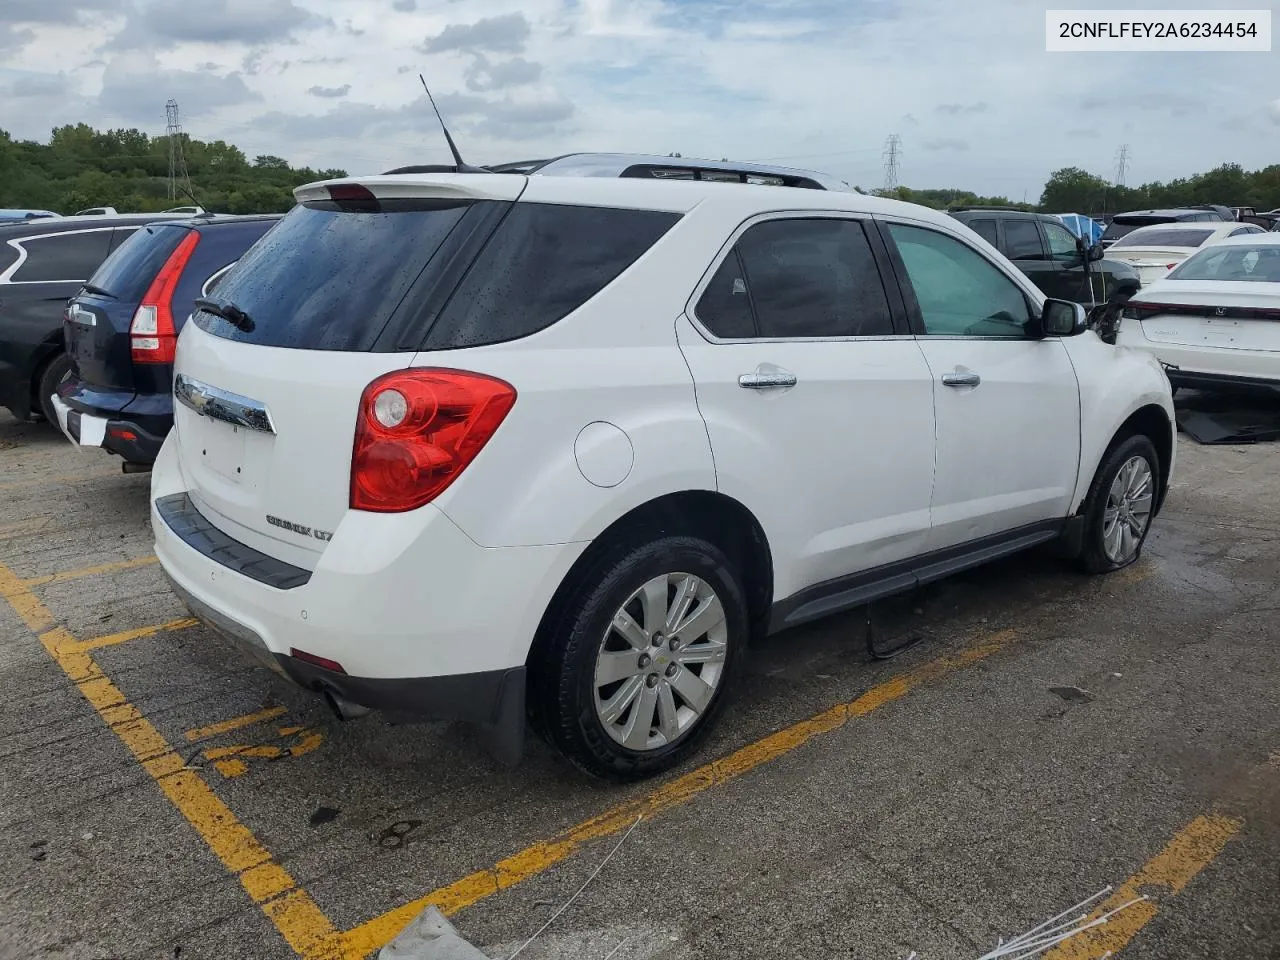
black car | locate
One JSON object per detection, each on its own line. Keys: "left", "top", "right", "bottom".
{"left": 1099, "top": 208, "right": 1225, "bottom": 248}
{"left": 0, "top": 213, "right": 193, "bottom": 424}
{"left": 55, "top": 214, "right": 280, "bottom": 466}
{"left": 948, "top": 208, "right": 1139, "bottom": 307}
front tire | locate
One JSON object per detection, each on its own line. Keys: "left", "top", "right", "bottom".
{"left": 1077, "top": 434, "right": 1159, "bottom": 574}
{"left": 36, "top": 352, "right": 73, "bottom": 425}
{"left": 531, "top": 536, "right": 747, "bottom": 781}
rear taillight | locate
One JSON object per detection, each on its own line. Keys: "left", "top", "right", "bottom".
{"left": 131, "top": 230, "right": 200, "bottom": 364}
{"left": 350, "top": 369, "right": 516, "bottom": 513}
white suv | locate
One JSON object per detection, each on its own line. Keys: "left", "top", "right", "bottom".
{"left": 151, "top": 163, "right": 1176, "bottom": 779}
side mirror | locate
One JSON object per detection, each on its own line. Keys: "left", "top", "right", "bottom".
{"left": 1088, "top": 242, "right": 1105, "bottom": 262}
{"left": 1041, "top": 298, "right": 1088, "bottom": 337}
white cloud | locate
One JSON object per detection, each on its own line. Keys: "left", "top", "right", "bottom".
{"left": 0, "top": 0, "right": 1275, "bottom": 197}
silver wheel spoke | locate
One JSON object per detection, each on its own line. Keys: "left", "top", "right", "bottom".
{"left": 656, "top": 682, "right": 679, "bottom": 742}
{"left": 612, "top": 610, "right": 649, "bottom": 651}
{"left": 670, "top": 667, "right": 714, "bottom": 714}
{"left": 596, "top": 650, "right": 643, "bottom": 686}
{"left": 1105, "top": 519, "right": 1124, "bottom": 560}
{"left": 600, "top": 675, "right": 643, "bottom": 725}
{"left": 676, "top": 640, "right": 727, "bottom": 666}
{"left": 665, "top": 575, "right": 697, "bottom": 634}
{"left": 671, "top": 597, "right": 725, "bottom": 644}
{"left": 639, "top": 576, "right": 669, "bottom": 634}
{"left": 622, "top": 683, "right": 659, "bottom": 749}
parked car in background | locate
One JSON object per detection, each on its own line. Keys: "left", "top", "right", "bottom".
{"left": 1116, "top": 234, "right": 1280, "bottom": 394}
{"left": 0, "top": 209, "right": 60, "bottom": 223}
{"left": 0, "top": 213, "right": 192, "bottom": 424}
{"left": 1191, "top": 204, "right": 1235, "bottom": 222}
{"left": 1100, "top": 208, "right": 1226, "bottom": 248}
{"left": 949, "top": 207, "right": 1139, "bottom": 306}
{"left": 1105, "top": 221, "right": 1264, "bottom": 286}
{"left": 51, "top": 214, "right": 280, "bottom": 467}
{"left": 74, "top": 207, "right": 121, "bottom": 216}
{"left": 150, "top": 162, "right": 1175, "bottom": 779}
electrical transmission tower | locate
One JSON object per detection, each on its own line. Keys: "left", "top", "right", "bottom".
{"left": 165, "top": 99, "right": 193, "bottom": 203}
{"left": 882, "top": 134, "right": 902, "bottom": 192}
{"left": 1115, "top": 144, "right": 1130, "bottom": 187}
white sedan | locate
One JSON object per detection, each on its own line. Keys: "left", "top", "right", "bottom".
{"left": 1107, "top": 221, "right": 1266, "bottom": 285}
{"left": 1116, "top": 233, "right": 1280, "bottom": 392}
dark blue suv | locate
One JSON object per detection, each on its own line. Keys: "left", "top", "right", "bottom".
{"left": 54, "top": 215, "right": 280, "bottom": 467}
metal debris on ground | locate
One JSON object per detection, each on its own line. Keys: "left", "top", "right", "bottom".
{"left": 903, "top": 886, "right": 1146, "bottom": 960}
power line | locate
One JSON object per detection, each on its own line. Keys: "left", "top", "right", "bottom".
{"left": 882, "top": 133, "right": 902, "bottom": 191}
{"left": 165, "top": 100, "right": 193, "bottom": 203}
{"left": 1115, "top": 143, "right": 1130, "bottom": 187}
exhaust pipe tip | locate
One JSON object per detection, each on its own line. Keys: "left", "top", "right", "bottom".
{"left": 321, "top": 688, "right": 370, "bottom": 722}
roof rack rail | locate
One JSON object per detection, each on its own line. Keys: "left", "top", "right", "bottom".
{"left": 948, "top": 205, "right": 1034, "bottom": 213}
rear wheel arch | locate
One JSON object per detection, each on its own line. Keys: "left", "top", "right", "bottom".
{"left": 528, "top": 490, "right": 774, "bottom": 669}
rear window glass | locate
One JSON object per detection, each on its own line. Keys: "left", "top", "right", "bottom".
{"left": 86, "top": 224, "right": 186, "bottom": 301}
{"left": 194, "top": 201, "right": 471, "bottom": 351}
{"left": 1111, "top": 228, "right": 1215, "bottom": 249}
{"left": 423, "top": 203, "right": 680, "bottom": 349}
{"left": 1169, "top": 245, "right": 1280, "bottom": 282}
{"left": 11, "top": 230, "right": 113, "bottom": 282}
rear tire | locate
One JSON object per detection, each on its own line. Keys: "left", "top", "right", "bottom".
{"left": 1076, "top": 434, "right": 1160, "bottom": 574}
{"left": 36, "top": 352, "right": 73, "bottom": 425}
{"left": 530, "top": 535, "right": 747, "bottom": 781}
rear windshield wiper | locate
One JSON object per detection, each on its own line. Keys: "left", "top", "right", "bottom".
{"left": 194, "top": 296, "right": 254, "bottom": 333}
{"left": 80, "top": 283, "right": 115, "bottom": 299}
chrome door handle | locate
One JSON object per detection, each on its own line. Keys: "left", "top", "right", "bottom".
{"left": 941, "top": 371, "right": 981, "bottom": 388}
{"left": 738, "top": 372, "right": 797, "bottom": 389}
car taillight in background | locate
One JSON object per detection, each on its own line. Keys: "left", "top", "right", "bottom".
{"left": 350, "top": 368, "right": 517, "bottom": 513}
{"left": 131, "top": 230, "right": 200, "bottom": 364}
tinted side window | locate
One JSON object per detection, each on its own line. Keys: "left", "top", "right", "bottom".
{"left": 700, "top": 218, "right": 893, "bottom": 339}
{"left": 1004, "top": 220, "right": 1045, "bottom": 260}
{"left": 696, "top": 253, "right": 755, "bottom": 338}
{"left": 86, "top": 225, "right": 185, "bottom": 301}
{"left": 424, "top": 204, "right": 679, "bottom": 349}
{"left": 969, "top": 219, "right": 999, "bottom": 247}
{"left": 888, "top": 223, "right": 1032, "bottom": 339}
{"left": 11, "top": 230, "right": 113, "bottom": 282}
{"left": 1043, "top": 222, "right": 1080, "bottom": 260}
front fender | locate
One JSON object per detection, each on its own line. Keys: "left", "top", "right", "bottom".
{"left": 1065, "top": 332, "right": 1176, "bottom": 513}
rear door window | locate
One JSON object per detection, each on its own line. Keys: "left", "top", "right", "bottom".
{"left": 1003, "top": 220, "right": 1045, "bottom": 260}
{"left": 86, "top": 225, "right": 186, "bottom": 300}
{"left": 11, "top": 230, "right": 113, "bottom": 282}
{"left": 695, "top": 218, "right": 894, "bottom": 339}
{"left": 968, "top": 219, "right": 998, "bottom": 247}
{"left": 423, "top": 204, "right": 680, "bottom": 349}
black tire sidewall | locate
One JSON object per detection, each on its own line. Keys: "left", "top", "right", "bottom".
{"left": 1080, "top": 434, "right": 1160, "bottom": 573}
{"left": 545, "top": 536, "right": 747, "bottom": 780}
{"left": 37, "top": 353, "right": 73, "bottom": 424}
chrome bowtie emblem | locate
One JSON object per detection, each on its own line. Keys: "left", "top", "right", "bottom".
{"left": 1214, "top": 307, "right": 1226, "bottom": 317}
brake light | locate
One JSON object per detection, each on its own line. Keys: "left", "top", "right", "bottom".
{"left": 131, "top": 230, "right": 200, "bottom": 364}
{"left": 327, "top": 184, "right": 377, "bottom": 202}
{"left": 350, "top": 369, "right": 516, "bottom": 513}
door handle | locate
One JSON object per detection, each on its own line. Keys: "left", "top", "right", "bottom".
{"left": 941, "top": 371, "right": 981, "bottom": 388}
{"left": 738, "top": 372, "right": 797, "bottom": 389}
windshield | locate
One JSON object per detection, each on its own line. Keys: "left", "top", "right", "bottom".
{"left": 1168, "top": 244, "right": 1280, "bottom": 282}
{"left": 1111, "top": 228, "right": 1215, "bottom": 250}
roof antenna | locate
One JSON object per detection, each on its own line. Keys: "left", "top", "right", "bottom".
{"left": 419, "top": 73, "right": 486, "bottom": 174}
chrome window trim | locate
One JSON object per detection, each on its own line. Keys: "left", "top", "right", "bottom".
{"left": 201, "top": 261, "right": 237, "bottom": 297}
{"left": 684, "top": 210, "right": 914, "bottom": 345}
{"left": 0, "top": 226, "right": 120, "bottom": 285}
{"left": 174, "top": 373, "right": 276, "bottom": 435}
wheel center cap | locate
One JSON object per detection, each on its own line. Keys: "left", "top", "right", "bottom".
{"left": 654, "top": 653, "right": 670, "bottom": 667}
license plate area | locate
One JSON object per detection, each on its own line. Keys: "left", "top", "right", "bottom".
{"left": 197, "top": 419, "right": 248, "bottom": 483}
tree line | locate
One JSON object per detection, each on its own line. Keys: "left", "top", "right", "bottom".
{"left": 0, "top": 124, "right": 347, "bottom": 215}
{"left": 872, "top": 162, "right": 1280, "bottom": 216}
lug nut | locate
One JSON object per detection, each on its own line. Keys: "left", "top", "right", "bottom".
{"left": 651, "top": 632, "right": 664, "bottom": 647}
{"left": 645, "top": 674, "right": 659, "bottom": 688}
{"left": 669, "top": 637, "right": 681, "bottom": 651}
{"left": 637, "top": 653, "right": 651, "bottom": 669}
{"left": 665, "top": 663, "right": 678, "bottom": 678}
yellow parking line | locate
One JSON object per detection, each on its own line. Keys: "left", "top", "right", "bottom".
{"left": 0, "top": 561, "right": 342, "bottom": 959}
{"left": 23, "top": 554, "right": 158, "bottom": 588}
{"left": 1042, "top": 813, "right": 1242, "bottom": 959}
{"left": 186, "top": 706, "right": 289, "bottom": 743}
{"left": 336, "top": 627, "right": 1021, "bottom": 959}
{"left": 72, "top": 617, "right": 199, "bottom": 652}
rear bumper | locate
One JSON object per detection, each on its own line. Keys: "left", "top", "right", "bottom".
{"left": 49, "top": 394, "right": 167, "bottom": 463}
{"left": 1164, "top": 368, "right": 1280, "bottom": 394}
{"left": 1115, "top": 324, "right": 1280, "bottom": 390}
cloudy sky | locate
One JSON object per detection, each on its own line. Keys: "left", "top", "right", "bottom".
{"left": 1, "top": 0, "right": 1276, "bottom": 198}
